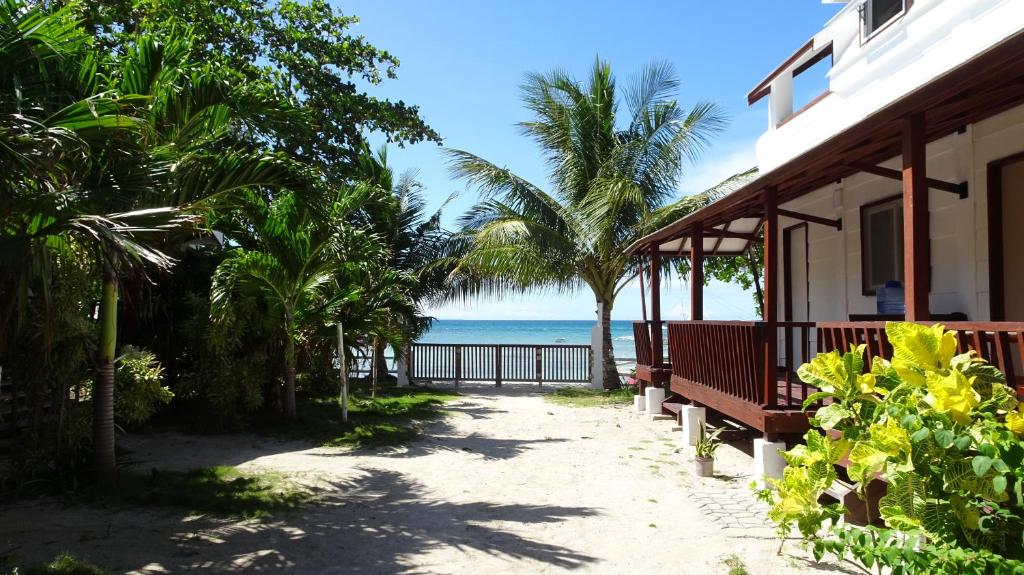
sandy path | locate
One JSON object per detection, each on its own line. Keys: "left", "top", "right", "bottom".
{"left": 1, "top": 385, "right": 856, "bottom": 574}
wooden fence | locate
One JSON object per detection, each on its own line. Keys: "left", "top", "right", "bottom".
{"left": 408, "top": 343, "right": 592, "bottom": 385}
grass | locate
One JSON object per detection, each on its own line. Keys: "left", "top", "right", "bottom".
{"left": 268, "top": 388, "right": 458, "bottom": 449}
{"left": 2, "top": 553, "right": 107, "bottom": 575}
{"left": 111, "top": 465, "right": 310, "bottom": 518}
{"left": 722, "top": 554, "right": 750, "bottom": 575}
{"left": 544, "top": 387, "right": 634, "bottom": 407}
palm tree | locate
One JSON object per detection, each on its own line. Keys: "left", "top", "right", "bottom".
{"left": 1, "top": 2, "right": 306, "bottom": 481}
{"left": 210, "top": 188, "right": 378, "bottom": 419}
{"left": 446, "top": 59, "right": 726, "bottom": 388}
{"left": 355, "top": 145, "right": 450, "bottom": 384}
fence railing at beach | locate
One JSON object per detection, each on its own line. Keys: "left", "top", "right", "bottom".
{"left": 408, "top": 343, "right": 592, "bottom": 385}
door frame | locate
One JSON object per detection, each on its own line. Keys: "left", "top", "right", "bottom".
{"left": 783, "top": 223, "right": 810, "bottom": 322}
{"left": 987, "top": 151, "right": 1024, "bottom": 320}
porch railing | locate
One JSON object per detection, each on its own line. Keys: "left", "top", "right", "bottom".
{"left": 817, "top": 321, "right": 1024, "bottom": 390}
{"left": 408, "top": 343, "right": 592, "bottom": 385}
{"left": 668, "top": 321, "right": 767, "bottom": 405}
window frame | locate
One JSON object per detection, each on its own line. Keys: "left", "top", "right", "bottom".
{"left": 860, "top": 0, "right": 909, "bottom": 43}
{"left": 860, "top": 195, "right": 905, "bottom": 296}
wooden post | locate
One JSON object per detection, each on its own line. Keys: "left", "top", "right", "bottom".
{"left": 535, "top": 346, "right": 543, "bottom": 386}
{"left": 650, "top": 246, "right": 664, "bottom": 371}
{"left": 902, "top": 113, "right": 930, "bottom": 321}
{"left": 455, "top": 344, "right": 462, "bottom": 388}
{"left": 495, "top": 345, "right": 503, "bottom": 387}
{"left": 690, "top": 223, "right": 704, "bottom": 321}
{"left": 763, "top": 188, "right": 779, "bottom": 409}
{"left": 639, "top": 258, "right": 648, "bottom": 322}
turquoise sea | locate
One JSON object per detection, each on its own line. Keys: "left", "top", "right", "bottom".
{"left": 420, "top": 319, "right": 638, "bottom": 347}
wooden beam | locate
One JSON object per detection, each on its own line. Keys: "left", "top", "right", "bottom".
{"left": 639, "top": 257, "right": 648, "bottom": 323}
{"left": 902, "top": 114, "right": 930, "bottom": 322}
{"left": 691, "top": 223, "right": 704, "bottom": 321}
{"left": 650, "top": 246, "right": 664, "bottom": 369}
{"left": 763, "top": 188, "right": 779, "bottom": 410}
{"left": 777, "top": 208, "right": 842, "bottom": 230}
{"left": 848, "top": 161, "right": 968, "bottom": 198}
{"left": 701, "top": 230, "right": 759, "bottom": 240}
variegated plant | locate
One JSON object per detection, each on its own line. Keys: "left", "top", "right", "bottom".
{"left": 756, "top": 322, "right": 1024, "bottom": 570}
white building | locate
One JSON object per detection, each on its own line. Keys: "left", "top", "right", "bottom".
{"left": 628, "top": 0, "right": 1024, "bottom": 442}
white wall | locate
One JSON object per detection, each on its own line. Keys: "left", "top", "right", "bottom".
{"left": 757, "top": 0, "right": 1024, "bottom": 172}
{"left": 774, "top": 101, "right": 1024, "bottom": 323}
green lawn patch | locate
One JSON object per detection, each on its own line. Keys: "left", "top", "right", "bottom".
{"left": 268, "top": 388, "right": 458, "bottom": 449}
{"left": 544, "top": 387, "right": 634, "bottom": 407}
{"left": 14, "top": 553, "right": 106, "bottom": 575}
{"left": 113, "top": 465, "right": 309, "bottom": 518}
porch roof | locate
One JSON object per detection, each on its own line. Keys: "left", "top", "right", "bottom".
{"left": 627, "top": 27, "right": 1024, "bottom": 256}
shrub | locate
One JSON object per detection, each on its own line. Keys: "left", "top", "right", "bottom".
{"left": 757, "top": 322, "right": 1024, "bottom": 574}
{"left": 113, "top": 346, "right": 173, "bottom": 428}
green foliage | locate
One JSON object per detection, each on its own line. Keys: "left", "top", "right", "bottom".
{"left": 267, "top": 388, "right": 457, "bottom": 449}
{"left": 112, "top": 346, "right": 172, "bottom": 427}
{"left": 114, "top": 466, "right": 309, "bottom": 518}
{"left": 18, "top": 553, "right": 107, "bottom": 575}
{"left": 721, "top": 554, "right": 750, "bottom": 575}
{"left": 545, "top": 387, "right": 634, "bottom": 407}
{"left": 695, "top": 424, "right": 724, "bottom": 459}
{"left": 758, "top": 322, "right": 1024, "bottom": 571}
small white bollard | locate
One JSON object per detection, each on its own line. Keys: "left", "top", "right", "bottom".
{"left": 680, "top": 405, "right": 707, "bottom": 446}
{"left": 753, "top": 438, "right": 787, "bottom": 488}
{"left": 633, "top": 395, "right": 646, "bottom": 413}
{"left": 644, "top": 386, "right": 666, "bottom": 420}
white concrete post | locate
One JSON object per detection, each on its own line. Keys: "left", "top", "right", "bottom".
{"left": 680, "top": 405, "right": 707, "bottom": 446}
{"left": 644, "top": 386, "right": 666, "bottom": 420}
{"left": 590, "top": 303, "right": 605, "bottom": 390}
{"left": 768, "top": 77, "right": 793, "bottom": 129}
{"left": 754, "top": 438, "right": 788, "bottom": 488}
{"left": 633, "top": 394, "right": 646, "bottom": 413}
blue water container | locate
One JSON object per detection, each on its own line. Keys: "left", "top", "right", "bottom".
{"left": 877, "top": 280, "right": 905, "bottom": 315}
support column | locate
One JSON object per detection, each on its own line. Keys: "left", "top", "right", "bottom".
{"left": 650, "top": 247, "right": 664, "bottom": 373}
{"left": 763, "top": 188, "right": 779, "bottom": 410}
{"left": 690, "top": 223, "right": 704, "bottom": 321}
{"left": 902, "top": 113, "right": 930, "bottom": 321}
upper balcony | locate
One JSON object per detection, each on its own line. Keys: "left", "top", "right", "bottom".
{"left": 752, "top": 0, "right": 1024, "bottom": 173}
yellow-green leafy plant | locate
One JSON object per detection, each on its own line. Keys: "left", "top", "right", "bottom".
{"left": 757, "top": 323, "right": 1024, "bottom": 573}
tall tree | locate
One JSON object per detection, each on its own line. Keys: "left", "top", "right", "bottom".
{"left": 210, "top": 188, "right": 378, "bottom": 419}
{"left": 355, "top": 145, "right": 450, "bottom": 382}
{"left": 446, "top": 59, "right": 726, "bottom": 388}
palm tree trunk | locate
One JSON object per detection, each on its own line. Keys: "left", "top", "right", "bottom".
{"left": 94, "top": 273, "right": 118, "bottom": 484}
{"left": 370, "top": 338, "right": 379, "bottom": 398}
{"left": 373, "top": 339, "right": 388, "bottom": 388}
{"left": 283, "top": 312, "right": 297, "bottom": 420}
{"left": 337, "top": 322, "right": 348, "bottom": 422}
{"left": 599, "top": 301, "right": 620, "bottom": 390}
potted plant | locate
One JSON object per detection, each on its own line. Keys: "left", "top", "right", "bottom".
{"left": 694, "top": 424, "right": 723, "bottom": 477}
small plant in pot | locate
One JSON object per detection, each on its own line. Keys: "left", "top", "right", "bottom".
{"left": 694, "top": 424, "right": 723, "bottom": 477}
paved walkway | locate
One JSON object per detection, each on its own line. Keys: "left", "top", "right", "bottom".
{"left": 1, "top": 385, "right": 856, "bottom": 574}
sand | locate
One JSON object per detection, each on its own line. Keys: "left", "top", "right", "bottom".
{"left": 0, "top": 384, "right": 858, "bottom": 574}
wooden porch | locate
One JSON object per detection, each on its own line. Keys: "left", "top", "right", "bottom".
{"left": 632, "top": 318, "right": 1024, "bottom": 437}
{"left": 625, "top": 31, "right": 1024, "bottom": 439}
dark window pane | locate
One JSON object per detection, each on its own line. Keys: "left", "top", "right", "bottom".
{"left": 868, "top": 0, "right": 903, "bottom": 35}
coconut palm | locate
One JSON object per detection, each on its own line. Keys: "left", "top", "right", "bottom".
{"left": 446, "top": 59, "right": 727, "bottom": 388}
{"left": 355, "top": 145, "right": 450, "bottom": 383}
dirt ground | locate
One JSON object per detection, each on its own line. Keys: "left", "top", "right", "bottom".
{"left": 1, "top": 384, "right": 858, "bottom": 574}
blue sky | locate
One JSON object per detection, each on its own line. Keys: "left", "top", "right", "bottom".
{"left": 344, "top": 0, "right": 841, "bottom": 321}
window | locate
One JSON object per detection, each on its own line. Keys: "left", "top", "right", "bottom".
{"left": 861, "top": 197, "right": 904, "bottom": 295}
{"left": 862, "top": 0, "right": 905, "bottom": 38}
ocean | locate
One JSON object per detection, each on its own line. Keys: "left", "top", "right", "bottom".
{"left": 420, "top": 319, "right": 638, "bottom": 349}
